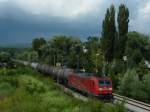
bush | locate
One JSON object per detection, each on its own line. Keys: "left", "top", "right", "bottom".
{"left": 101, "top": 102, "right": 126, "bottom": 112}
{"left": 130, "top": 73, "right": 143, "bottom": 100}
{"left": 118, "top": 68, "right": 150, "bottom": 102}
{"left": 0, "top": 52, "right": 11, "bottom": 63}
{"left": 18, "top": 75, "right": 48, "bottom": 94}
{"left": 108, "top": 59, "right": 126, "bottom": 89}
{"left": 0, "top": 69, "right": 18, "bottom": 87}
{"left": 88, "top": 100, "right": 103, "bottom": 112}
{"left": 0, "top": 82, "right": 16, "bottom": 97}
{"left": 142, "top": 74, "right": 150, "bottom": 102}
{"left": 0, "top": 68, "right": 18, "bottom": 76}
{"left": 14, "top": 67, "right": 38, "bottom": 76}
{"left": 118, "top": 69, "right": 138, "bottom": 96}
{"left": 0, "top": 89, "right": 43, "bottom": 112}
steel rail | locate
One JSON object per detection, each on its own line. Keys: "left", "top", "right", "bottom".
{"left": 114, "top": 93, "right": 150, "bottom": 112}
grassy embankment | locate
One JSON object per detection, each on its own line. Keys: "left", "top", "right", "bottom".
{"left": 0, "top": 66, "right": 126, "bottom": 112}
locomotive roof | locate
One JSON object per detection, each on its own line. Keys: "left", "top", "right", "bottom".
{"left": 96, "top": 76, "right": 111, "bottom": 80}
{"left": 73, "top": 71, "right": 111, "bottom": 80}
{"left": 74, "top": 71, "right": 93, "bottom": 77}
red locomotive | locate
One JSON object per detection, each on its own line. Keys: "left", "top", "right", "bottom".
{"left": 68, "top": 72, "right": 113, "bottom": 99}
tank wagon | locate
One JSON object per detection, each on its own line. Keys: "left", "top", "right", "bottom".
{"left": 15, "top": 60, "right": 113, "bottom": 99}
{"left": 36, "top": 64, "right": 73, "bottom": 84}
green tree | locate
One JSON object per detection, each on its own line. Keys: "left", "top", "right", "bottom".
{"left": 130, "top": 73, "right": 143, "bottom": 100}
{"left": 39, "top": 35, "right": 82, "bottom": 68}
{"left": 109, "top": 5, "right": 116, "bottom": 60}
{"left": 117, "top": 4, "right": 129, "bottom": 59}
{"left": 0, "top": 52, "right": 11, "bottom": 63}
{"left": 125, "top": 32, "right": 150, "bottom": 68}
{"left": 108, "top": 59, "right": 125, "bottom": 89}
{"left": 90, "top": 49, "right": 104, "bottom": 74}
{"left": 85, "top": 36, "right": 100, "bottom": 54}
{"left": 118, "top": 69, "right": 137, "bottom": 96}
{"left": 28, "top": 51, "right": 39, "bottom": 62}
{"left": 136, "top": 60, "right": 149, "bottom": 79}
{"left": 101, "top": 5, "right": 116, "bottom": 63}
{"left": 17, "top": 51, "right": 38, "bottom": 62}
{"left": 32, "top": 38, "right": 46, "bottom": 57}
{"left": 142, "top": 74, "right": 150, "bottom": 102}
{"left": 84, "top": 36, "right": 101, "bottom": 72}
{"left": 0, "top": 52, "right": 13, "bottom": 67}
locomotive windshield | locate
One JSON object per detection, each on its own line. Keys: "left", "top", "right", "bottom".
{"left": 99, "top": 80, "right": 111, "bottom": 86}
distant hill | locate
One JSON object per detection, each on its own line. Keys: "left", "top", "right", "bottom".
{"left": 0, "top": 43, "right": 32, "bottom": 48}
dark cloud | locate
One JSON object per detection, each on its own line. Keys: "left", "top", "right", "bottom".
{"left": 0, "top": 4, "right": 101, "bottom": 44}
{"left": 0, "top": 15, "right": 100, "bottom": 44}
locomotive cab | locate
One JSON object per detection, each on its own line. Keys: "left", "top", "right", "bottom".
{"left": 98, "top": 78, "right": 113, "bottom": 99}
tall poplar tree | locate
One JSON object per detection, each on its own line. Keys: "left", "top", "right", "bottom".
{"left": 109, "top": 5, "right": 116, "bottom": 61}
{"left": 117, "top": 4, "right": 129, "bottom": 59}
{"left": 101, "top": 5, "right": 116, "bottom": 63}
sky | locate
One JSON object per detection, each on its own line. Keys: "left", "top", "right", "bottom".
{"left": 0, "top": 0, "right": 150, "bottom": 45}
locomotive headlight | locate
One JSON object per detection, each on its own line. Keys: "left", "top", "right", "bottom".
{"left": 108, "top": 88, "right": 112, "bottom": 90}
{"left": 99, "top": 88, "right": 103, "bottom": 91}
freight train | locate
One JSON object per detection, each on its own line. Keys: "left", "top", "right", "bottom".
{"left": 15, "top": 60, "right": 113, "bottom": 99}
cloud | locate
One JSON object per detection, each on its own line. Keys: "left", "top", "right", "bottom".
{"left": 139, "top": 1, "right": 150, "bottom": 19}
{"left": 130, "top": 0, "right": 150, "bottom": 35}
{"left": 13, "top": 0, "right": 104, "bottom": 19}
{"left": 0, "top": 0, "right": 150, "bottom": 44}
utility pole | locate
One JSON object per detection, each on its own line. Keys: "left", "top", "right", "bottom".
{"left": 83, "top": 45, "right": 88, "bottom": 71}
{"left": 54, "top": 55, "right": 56, "bottom": 67}
{"left": 77, "top": 55, "right": 79, "bottom": 71}
{"left": 102, "top": 55, "right": 106, "bottom": 76}
{"left": 123, "top": 56, "right": 127, "bottom": 71}
{"left": 61, "top": 56, "right": 63, "bottom": 67}
{"left": 96, "top": 53, "right": 99, "bottom": 73}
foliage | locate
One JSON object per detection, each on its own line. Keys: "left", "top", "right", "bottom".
{"left": 32, "top": 37, "right": 46, "bottom": 57}
{"left": 0, "top": 52, "right": 13, "bottom": 67}
{"left": 101, "top": 5, "right": 116, "bottom": 62}
{"left": 18, "top": 75, "right": 48, "bottom": 94}
{"left": 84, "top": 36, "right": 103, "bottom": 73}
{"left": 0, "top": 68, "right": 18, "bottom": 87}
{"left": 118, "top": 69, "right": 138, "bottom": 96}
{"left": 142, "top": 74, "right": 150, "bottom": 102}
{"left": 39, "top": 35, "right": 82, "bottom": 67}
{"left": 125, "top": 32, "right": 150, "bottom": 67}
{"left": 90, "top": 49, "right": 104, "bottom": 74}
{"left": 101, "top": 102, "right": 126, "bottom": 112}
{"left": 118, "top": 68, "right": 150, "bottom": 102}
{"left": 101, "top": 4, "right": 129, "bottom": 62}
{"left": 136, "top": 60, "right": 149, "bottom": 79}
{"left": 116, "top": 4, "right": 129, "bottom": 59}
{"left": 0, "top": 52, "right": 10, "bottom": 62}
{"left": 108, "top": 59, "right": 125, "bottom": 89}
{"left": 36, "top": 35, "right": 103, "bottom": 73}
{"left": 130, "top": 73, "right": 143, "bottom": 100}
{"left": 0, "top": 82, "right": 16, "bottom": 97}
{"left": 0, "top": 68, "right": 18, "bottom": 98}
{"left": 17, "top": 50, "right": 38, "bottom": 62}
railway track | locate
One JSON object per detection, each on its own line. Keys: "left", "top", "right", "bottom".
{"left": 59, "top": 85, "right": 150, "bottom": 112}
{"left": 114, "top": 93, "right": 150, "bottom": 112}
{"left": 56, "top": 83, "right": 150, "bottom": 112}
